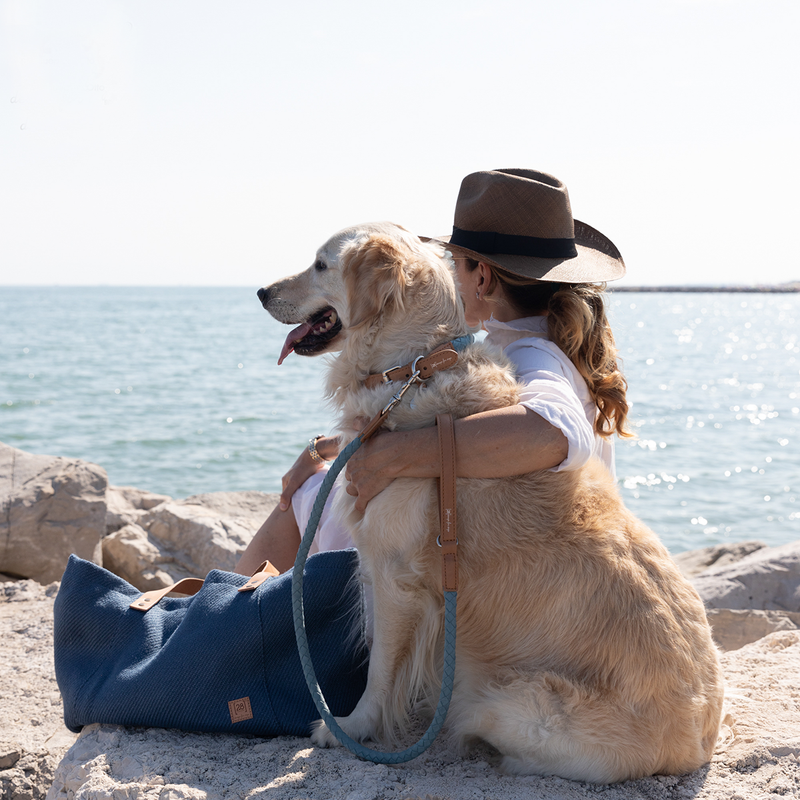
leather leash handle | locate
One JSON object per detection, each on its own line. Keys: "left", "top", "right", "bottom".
{"left": 436, "top": 413, "right": 458, "bottom": 592}
{"left": 129, "top": 560, "right": 280, "bottom": 612}
{"left": 358, "top": 406, "right": 392, "bottom": 442}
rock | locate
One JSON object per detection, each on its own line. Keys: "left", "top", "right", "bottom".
{"left": 44, "top": 632, "right": 800, "bottom": 800}
{"left": 101, "top": 491, "right": 279, "bottom": 589}
{"left": 707, "top": 608, "right": 800, "bottom": 651}
{"left": 105, "top": 485, "right": 172, "bottom": 533}
{"left": 692, "top": 541, "right": 800, "bottom": 612}
{"left": 101, "top": 523, "right": 178, "bottom": 591}
{"left": 673, "top": 541, "right": 768, "bottom": 579}
{"left": 0, "top": 439, "right": 278, "bottom": 590}
{"left": 0, "top": 580, "right": 78, "bottom": 800}
{"left": 0, "top": 442, "right": 107, "bottom": 584}
{"left": 679, "top": 542, "right": 800, "bottom": 652}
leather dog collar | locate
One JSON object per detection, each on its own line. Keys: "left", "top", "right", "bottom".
{"left": 364, "top": 335, "right": 473, "bottom": 390}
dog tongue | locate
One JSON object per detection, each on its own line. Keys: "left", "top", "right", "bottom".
{"left": 278, "top": 321, "right": 313, "bottom": 365}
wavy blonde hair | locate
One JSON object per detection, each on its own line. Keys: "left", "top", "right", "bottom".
{"left": 469, "top": 260, "right": 632, "bottom": 438}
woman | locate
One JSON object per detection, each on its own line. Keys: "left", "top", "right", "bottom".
{"left": 235, "top": 168, "right": 631, "bottom": 576}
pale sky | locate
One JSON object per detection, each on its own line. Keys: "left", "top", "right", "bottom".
{"left": 1, "top": 0, "right": 798, "bottom": 287}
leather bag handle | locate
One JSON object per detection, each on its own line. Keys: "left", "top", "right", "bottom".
{"left": 129, "top": 560, "right": 280, "bottom": 612}
{"left": 237, "top": 559, "right": 281, "bottom": 592}
{"left": 129, "top": 578, "right": 205, "bottom": 611}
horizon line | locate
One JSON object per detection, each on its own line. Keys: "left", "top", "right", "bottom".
{"left": 3, "top": 281, "right": 800, "bottom": 292}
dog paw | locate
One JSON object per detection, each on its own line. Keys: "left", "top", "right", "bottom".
{"left": 310, "top": 719, "right": 344, "bottom": 748}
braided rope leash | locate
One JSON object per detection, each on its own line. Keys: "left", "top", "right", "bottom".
{"left": 292, "top": 353, "right": 466, "bottom": 763}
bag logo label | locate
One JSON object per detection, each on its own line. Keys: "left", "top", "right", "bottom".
{"left": 228, "top": 696, "right": 253, "bottom": 724}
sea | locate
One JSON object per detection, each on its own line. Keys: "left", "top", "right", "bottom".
{"left": 1, "top": 286, "right": 798, "bottom": 555}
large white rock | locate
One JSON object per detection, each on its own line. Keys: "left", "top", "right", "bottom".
{"left": 0, "top": 442, "right": 107, "bottom": 584}
{"left": 105, "top": 485, "right": 172, "bottom": 533}
{"left": 692, "top": 541, "right": 800, "bottom": 612}
{"left": 44, "top": 632, "right": 800, "bottom": 800}
{"left": 706, "top": 608, "right": 800, "bottom": 651}
{"left": 101, "top": 491, "right": 279, "bottom": 589}
{"left": 672, "top": 541, "right": 768, "bottom": 579}
{"left": 101, "top": 523, "right": 178, "bottom": 591}
{"left": 3, "top": 543, "right": 799, "bottom": 800}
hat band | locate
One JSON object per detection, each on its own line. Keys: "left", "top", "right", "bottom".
{"left": 451, "top": 226, "right": 578, "bottom": 260}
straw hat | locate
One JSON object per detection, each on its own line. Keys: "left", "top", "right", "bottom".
{"left": 427, "top": 169, "right": 625, "bottom": 282}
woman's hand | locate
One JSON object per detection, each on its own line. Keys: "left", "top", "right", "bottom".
{"left": 279, "top": 435, "right": 339, "bottom": 511}
{"left": 343, "top": 426, "right": 440, "bottom": 513}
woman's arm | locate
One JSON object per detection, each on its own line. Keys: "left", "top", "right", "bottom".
{"left": 237, "top": 434, "right": 342, "bottom": 575}
{"left": 344, "top": 405, "right": 568, "bottom": 513}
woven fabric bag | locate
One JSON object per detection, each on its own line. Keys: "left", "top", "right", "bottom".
{"left": 54, "top": 551, "right": 367, "bottom": 736}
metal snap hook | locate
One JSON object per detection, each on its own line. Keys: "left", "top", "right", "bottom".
{"left": 380, "top": 360, "right": 424, "bottom": 415}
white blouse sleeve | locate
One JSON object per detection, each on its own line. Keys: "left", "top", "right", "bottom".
{"left": 508, "top": 342, "right": 597, "bottom": 473}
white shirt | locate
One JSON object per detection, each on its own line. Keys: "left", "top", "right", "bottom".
{"left": 483, "top": 315, "right": 615, "bottom": 476}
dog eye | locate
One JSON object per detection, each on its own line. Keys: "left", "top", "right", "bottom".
{"left": 314, "top": 260, "right": 327, "bottom": 272}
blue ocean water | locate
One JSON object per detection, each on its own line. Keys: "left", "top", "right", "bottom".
{"left": 1, "top": 287, "right": 797, "bottom": 554}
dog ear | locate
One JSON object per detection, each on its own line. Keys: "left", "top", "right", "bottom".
{"left": 341, "top": 233, "right": 408, "bottom": 329}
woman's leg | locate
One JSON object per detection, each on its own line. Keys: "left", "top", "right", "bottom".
{"left": 234, "top": 504, "right": 301, "bottom": 575}
{"left": 235, "top": 468, "right": 350, "bottom": 576}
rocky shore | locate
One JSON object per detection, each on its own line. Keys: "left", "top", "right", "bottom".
{"left": 2, "top": 441, "right": 799, "bottom": 799}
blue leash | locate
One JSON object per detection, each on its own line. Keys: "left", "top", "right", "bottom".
{"left": 291, "top": 336, "right": 471, "bottom": 763}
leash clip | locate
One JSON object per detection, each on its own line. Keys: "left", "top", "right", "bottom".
{"left": 380, "top": 356, "right": 424, "bottom": 415}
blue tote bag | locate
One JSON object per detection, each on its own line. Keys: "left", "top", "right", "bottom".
{"left": 54, "top": 551, "right": 368, "bottom": 737}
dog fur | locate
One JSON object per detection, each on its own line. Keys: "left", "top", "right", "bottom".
{"left": 259, "top": 222, "right": 724, "bottom": 783}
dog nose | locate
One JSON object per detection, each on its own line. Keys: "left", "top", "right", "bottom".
{"left": 257, "top": 287, "right": 270, "bottom": 308}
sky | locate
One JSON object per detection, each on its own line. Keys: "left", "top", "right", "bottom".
{"left": 1, "top": 0, "right": 798, "bottom": 288}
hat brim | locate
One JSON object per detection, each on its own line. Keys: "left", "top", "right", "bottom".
{"left": 424, "top": 220, "right": 625, "bottom": 283}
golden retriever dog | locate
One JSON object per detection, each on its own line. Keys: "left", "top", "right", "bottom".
{"left": 258, "top": 222, "right": 723, "bottom": 783}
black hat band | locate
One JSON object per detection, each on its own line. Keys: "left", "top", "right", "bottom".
{"left": 450, "top": 226, "right": 578, "bottom": 260}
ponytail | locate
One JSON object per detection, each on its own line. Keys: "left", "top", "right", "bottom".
{"left": 546, "top": 285, "right": 632, "bottom": 438}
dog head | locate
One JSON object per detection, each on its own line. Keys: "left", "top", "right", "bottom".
{"left": 259, "top": 222, "right": 464, "bottom": 366}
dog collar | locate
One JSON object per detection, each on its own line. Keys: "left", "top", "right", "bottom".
{"left": 364, "top": 335, "right": 474, "bottom": 390}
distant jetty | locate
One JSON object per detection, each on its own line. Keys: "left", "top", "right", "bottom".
{"left": 612, "top": 281, "right": 800, "bottom": 293}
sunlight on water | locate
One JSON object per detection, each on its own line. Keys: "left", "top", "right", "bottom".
{"left": 608, "top": 293, "right": 798, "bottom": 551}
{"left": 1, "top": 288, "right": 798, "bottom": 554}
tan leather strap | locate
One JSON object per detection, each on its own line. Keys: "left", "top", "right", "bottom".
{"left": 364, "top": 344, "right": 460, "bottom": 390}
{"left": 357, "top": 405, "right": 394, "bottom": 442}
{"left": 237, "top": 560, "right": 280, "bottom": 591}
{"left": 129, "top": 560, "right": 280, "bottom": 612}
{"left": 436, "top": 413, "right": 458, "bottom": 592}
{"left": 129, "top": 578, "right": 205, "bottom": 611}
